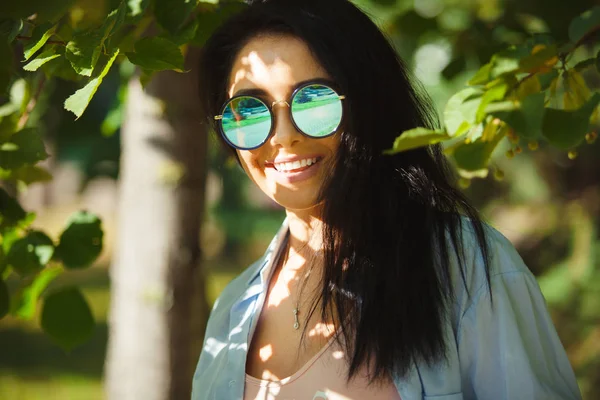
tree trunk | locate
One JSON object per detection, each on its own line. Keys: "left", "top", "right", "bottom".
{"left": 105, "top": 47, "right": 209, "bottom": 400}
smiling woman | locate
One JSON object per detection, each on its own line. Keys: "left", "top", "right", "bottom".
{"left": 220, "top": 38, "right": 343, "bottom": 210}
{"left": 192, "top": 0, "right": 581, "bottom": 399}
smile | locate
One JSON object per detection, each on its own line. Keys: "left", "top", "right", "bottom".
{"left": 274, "top": 157, "right": 320, "bottom": 172}
{"left": 265, "top": 156, "right": 324, "bottom": 184}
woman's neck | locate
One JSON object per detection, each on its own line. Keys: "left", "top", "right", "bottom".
{"left": 284, "top": 208, "right": 324, "bottom": 262}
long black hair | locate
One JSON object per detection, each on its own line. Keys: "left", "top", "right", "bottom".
{"left": 198, "top": 0, "right": 491, "bottom": 384}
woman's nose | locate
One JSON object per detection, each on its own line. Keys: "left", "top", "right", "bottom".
{"left": 269, "top": 102, "right": 302, "bottom": 148}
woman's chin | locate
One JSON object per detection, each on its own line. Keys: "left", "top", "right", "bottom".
{"left": 271, "top": 196, "right": 322, "bottom": 214}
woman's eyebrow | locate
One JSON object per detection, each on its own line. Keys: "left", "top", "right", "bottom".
{"left": 231, "top": 78, "right": 334, "bottom": 99}
{"left": 232, "top": 87, "right": 268, "bottom": 98}
{"left": 294, "top": 78, "right": 331, "bottom": 87}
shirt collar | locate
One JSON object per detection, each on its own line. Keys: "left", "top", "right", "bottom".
{"left": 245, "top": 217, "right": 289, "bottom": 287}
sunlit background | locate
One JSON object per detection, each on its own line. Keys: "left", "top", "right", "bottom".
{"left": 1, "top": 0, "right": 599, "bottom": 398}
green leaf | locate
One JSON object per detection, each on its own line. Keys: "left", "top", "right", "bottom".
{"left": 192, "top": 9, "right": 220, "bottom": 47}
{"left": 542, "top": 92, "right": 600, "bottom": 149}
{"left": 0, "top": 127, "right": 48, "bottom": 170}
{"left": 13, "top": 78, "right": 30, "bottom": 113}
{"left": 5, "top": 231, "right": 54, "bottom": 277}
{"left": 537, "top": 69, "right": 559, "bottom": 91}
{"left": 476, "top": 82, "right": 509, "bottom": 123}
{"left": 101, "top": 84, "right": 126, "bottom": 136}
{"left": 371, "top": 0, "right": 397, "bottom": 6}
{"left": 23, "top": 22, "right": 55, "bottom": 61}
{"left": 128, "top": 0, "right": 149, "bottom": 17}
{"left": 568, "top": 6, "right": 600, "bottom": 44}
{"left": 383, "top": 128, "right": 451, "bottom": 154}
{"left": 1, "top": 226, "right": 20, "bottom": 256}
{"left": 0, "top": 279, "right": 8, "bottom": 319}
{"left": 490, "top": 92, "right": 546, "bottom": 140}
{"left": 65, "top": 32, "right": 104, "bottom": 77}
{"left": 126, "top": 37, "right": 184, "bottom": 71}
{"left": 41, "top": 47, "right": 82, "bottom": 81}
{"left": 154, "top": 0, "right": 198, "bottom": 35}
{"left": 468, "top": 62, "right": 492, "bottom": 86}
{"left": 65, "top": 1, "right": 127, "bottom": 76}
{"left": 55, "top": 211, "right": 103, "bottom": 269}
{"left": 191, "top": 2, "right": 247, "bottom": 46}
{"left": 574, "top": 58, "right": 595, "bottom": 72}
{"left": 518, "top": 44, "right": 558, "bottom": 73}
{"left": 443, "top": 88, "right": 482, "bottom": 136}
{"left": 23, "top": 48, "right": 61, "bottom": 71}
{"left": 490, "top": 47, "right": 522, "bottom": 77}
{"left": 99, "top": 1, "right": 128, "bottom": 44}
{"left": 162, "top": 18, "right": 199, "bottom": 46}
{"left": 0, "top": 79, "right": 30, "bottom": 124}
{"left": 41, "top": 287, "right": 95, "bottom": 351}
{"left": 101, "top": 107, "right": 122, "bottom": 136}
{"left": 0, "top": 18, "right": 24, "bottom": 42}
{"left": 0, "top": 164, "right": 53, "bottom": 184}
{"left": 8, "top": 19, "right": 24, "bottom": 42}
{"left": 0, "top": 116, "right": 19, "bottom": 144}
{"left": 486, "top": 37, "right": 556, "bottom": 79}
{"left": 514, "top": 75, "right": 541, "bottom": 99}
{"left": 451, "top": 126, "right": 506, "bottom": 172}
{"left": 1, "top": 78, "right": 31, "bottom": 116}
{"left": 0, "top": 189, "right": 26, "bottom": 229}
{"left": 11, "top": 266, "right": 62, "bottom": 319}
{"left": 64, "top": 48, "right": 120, "bottom": 119}
{"left": 596, "top": 50, "right": 600, "bottom": 73}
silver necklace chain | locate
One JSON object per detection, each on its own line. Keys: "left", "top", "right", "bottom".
{"left": 278, "top": 233, "right": 317, "bottom": 331}
{"left": 292, "top": 264, "right": 314, "bottom": 330}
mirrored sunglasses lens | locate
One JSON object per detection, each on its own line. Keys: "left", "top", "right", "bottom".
{"left": 291, "top": 84, "right": 343, "bottom": 137}
{"left": 221, "top": 97, "right": 271, "bottom": 149}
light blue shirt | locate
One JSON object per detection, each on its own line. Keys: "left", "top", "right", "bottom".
{"left": 192, "top": 219, "right": 581, "bottom": 399}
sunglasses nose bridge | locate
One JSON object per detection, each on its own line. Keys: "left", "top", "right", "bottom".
{"left": 271, "top": 99, "right": 290, "bottom": 108}
{"left": 269, "top": 100, "right": 303, "bottom": 148}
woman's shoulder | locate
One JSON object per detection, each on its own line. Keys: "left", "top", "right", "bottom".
{"left": 457, "top": 216, "right": 531, "bottom": 276}
{"left": 446, "top": 216, "right": 536, "bottom": 320}
{"left": 441, "top": 217, "right": 582, "bottom": 399}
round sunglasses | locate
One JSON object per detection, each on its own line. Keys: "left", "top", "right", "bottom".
{"left": 214, "top": 79, "right": 346, "bottom": 150}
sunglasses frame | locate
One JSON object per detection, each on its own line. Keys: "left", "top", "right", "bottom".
{"left": 214, "top": 78, "right": 346, "bottom": 150}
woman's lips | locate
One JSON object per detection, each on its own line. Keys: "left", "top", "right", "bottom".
{"left": 265, "top": 157, "right": 323, "bottom": 184}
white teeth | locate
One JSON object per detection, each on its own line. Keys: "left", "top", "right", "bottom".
{"left": 274, "top": 157, "right": 318, "bottom": 172}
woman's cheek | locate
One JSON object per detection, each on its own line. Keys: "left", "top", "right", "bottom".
{"left": 236, "top": 150, "right": 265, "bottom": 188}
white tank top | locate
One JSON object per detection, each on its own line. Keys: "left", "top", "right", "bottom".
{"left": 243, "top": 334, "right": 402, "bottom": 400}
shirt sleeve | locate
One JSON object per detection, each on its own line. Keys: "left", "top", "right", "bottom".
{"left": 457, "top": 246, "right": 582, "bottom": 400}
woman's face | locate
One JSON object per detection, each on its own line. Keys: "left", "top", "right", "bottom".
{"left": 226, "top": 34, "right": 340, "bottom": 213}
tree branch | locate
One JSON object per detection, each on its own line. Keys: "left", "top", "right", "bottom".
{"left": 574, "top": 25, "right": 600, "bottom": 50}
{"left": 16, "top": 35, "right": 66, "bottom": 46}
